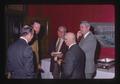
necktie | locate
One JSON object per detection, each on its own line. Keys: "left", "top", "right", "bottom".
{"left": 56, "top": 38, "right": 61, "bottom": 52}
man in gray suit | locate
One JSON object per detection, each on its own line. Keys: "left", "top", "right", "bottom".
{"left": 77, "top": 21, "right": 97, "bottom": 79}
{"left": 61, "top": 32, "right": 85, "bottom": 79}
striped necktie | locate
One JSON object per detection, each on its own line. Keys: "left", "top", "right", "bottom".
{"left": 56, "top": 38, "right": 61, "bottom": 52}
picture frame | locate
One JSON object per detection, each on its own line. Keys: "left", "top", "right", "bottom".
{"left": 90, "top": 22, "right": 115, "bottom": 48}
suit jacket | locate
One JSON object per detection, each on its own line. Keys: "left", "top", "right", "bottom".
{"left": 79, "top": 32, "right": 97, "bottom": 74}
{"left": 49, "top": 38, "right": 68, "bottom": 73}
{"left": 61, "top": 44, "right": 85, "bottom": 79}
{"left": 6, "top": 38, "right": 35, "bottom": 79}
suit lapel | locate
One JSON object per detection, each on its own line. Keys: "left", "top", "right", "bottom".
{"left": 79, "top": 37, "right": 85, "bottom": 46}
{"left": 79, "top": 32, "right": 92, "bottom": 46}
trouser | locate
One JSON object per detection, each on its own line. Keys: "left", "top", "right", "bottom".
{"left": 52, "top": 63, "right": 60, "bottom": 79}
{"left": 10, "top": 71, "right": 36, "bottom": 79}
{"left": 85, "top": 73, "right": 95, "bottom": 79}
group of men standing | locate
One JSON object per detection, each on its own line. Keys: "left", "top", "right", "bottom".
{"left": 49, "top": 21, "right": 97, "bottom": 79}
{"left": 5, "top": 20, "right": 97, "bottom": 79}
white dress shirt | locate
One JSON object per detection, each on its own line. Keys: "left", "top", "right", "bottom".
{"left": 69, "top": 43, "right": 76, "bottom": 49}
{"left": 20, "top": 36, "right": 28, "bottom": 43}
{"left": 84, "top": 31, "right": 90, "bottom": 39}
{"left": 56, "top": 38, "right": 64, "bottom": 52}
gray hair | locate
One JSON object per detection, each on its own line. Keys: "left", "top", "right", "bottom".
{"left": 58, "top": 26, "right": 67, "bottom": 32}
{"left": 80, "top": 21, "right": 91, "bottom": 28}
{"left": 20, "top": 25, "right": 33, "bottom": 36}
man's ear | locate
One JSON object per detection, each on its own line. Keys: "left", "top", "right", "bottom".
{"left": 27, "top": 33, "right": 31, "bottom": 38}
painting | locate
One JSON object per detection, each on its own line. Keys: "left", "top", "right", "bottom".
{"left": 90, "top": 22, "right": 115, "bottom": 48}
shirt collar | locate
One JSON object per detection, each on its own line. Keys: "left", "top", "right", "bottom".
{"left": 58, "top": 37, "right": 64, "bottom": 40}
{"left": 20, "top": 37, "right": 28, "bottom": 43}
{"left": 84, "top": 31, "right": 90, "bottom": 38}
{"left": 69, "top": 43, "right": 76, "bottom": 49}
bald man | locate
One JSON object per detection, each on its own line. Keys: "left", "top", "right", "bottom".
{"left": 61, "top": 32, "right": 85, "bottom": 79}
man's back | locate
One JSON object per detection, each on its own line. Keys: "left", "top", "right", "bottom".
{"left": 6, "top": 39, "right": 35, "bottom": 79}
{"left": 62, "top": 44, "right": 85, "bottom": 79}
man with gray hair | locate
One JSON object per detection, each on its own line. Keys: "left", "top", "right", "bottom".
{"left": 49, "top": 26, "right": 68, "bottom": 79}
{"left": 77, "top": 21, "right": 97, "bottom": 79}
{"left": 6, "top": 25, "right": 35, "bottom": 79}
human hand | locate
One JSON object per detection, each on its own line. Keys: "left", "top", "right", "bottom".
{"left": 57, "top": 59, "right": 63, "bottom": 65}
{"left": 77, "top": 31, "right": 82, "bottom": 39}
{"left": 56, "top": 53, "right": 63, "bottom": 58}
{"left": 51, "top": 52, "right": 56, "bottom": 56}
{"left": 51, "top": 52, "right": 62, "bottom": 57}
{"left": 54, "top": 56, "right": 58, "bottom": 61}
{"left": 38, "top": 64, "right": 41, "bottom": 70}
{"left": 6, "top": 72, "right": 11, "bottom": 79}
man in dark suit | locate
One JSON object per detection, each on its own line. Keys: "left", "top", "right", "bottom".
{"left": 49, "top": 26, "right": 68, "bottom": 79}
{"left": 77, "top": 21, "right": 97, "bottom": 79}
{"left": 61, "top": 32, "right": 85, "bottom": 79}
{"left": 6, "top": 25, "right": 35, "bottom": 79}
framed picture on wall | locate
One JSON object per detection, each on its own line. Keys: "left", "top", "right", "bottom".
{"left": 5, "top": 5, "right": 26, "bottom": 12}
{"left": 90, "top": 22, "right": 115, "bottom": 48}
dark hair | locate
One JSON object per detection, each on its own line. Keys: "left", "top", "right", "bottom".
{"left": 31, "top": 20, "right": 41, "bottom": 25}
{"left": 20, "top": 25, "right": 33, "bottom": 36}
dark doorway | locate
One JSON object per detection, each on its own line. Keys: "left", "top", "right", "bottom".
{"left": 4, "top": 5, "right": 26, "bottom": 78}
{"left": 5, "top": 13, "right": 24, "bottom": 48}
